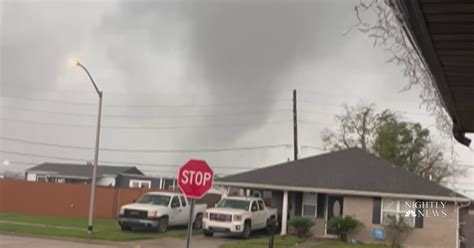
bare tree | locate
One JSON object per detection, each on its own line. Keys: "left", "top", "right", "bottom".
{"left": 322, "top": 103, "right": 458, "bottom": 183}
{"left": 415, "top": 142, "right": 463, "bottom": 184}
{"left": 322, "top": 103, "right": 385, "bottom": 152}
{"left": 347, "top": 0, "right": 463, "bottom": 185}
{"left": 348, "top": 0, "right": 452, "bottom": 136}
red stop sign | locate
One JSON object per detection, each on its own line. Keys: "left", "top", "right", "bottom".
{"left": 177, "top": 159, "right": 214, "bottom": 199}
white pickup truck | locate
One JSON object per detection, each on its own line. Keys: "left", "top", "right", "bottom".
{"left": 118, "top": 192, "right": 207, "bottom": 232}
{"left": 202, "top": 196, "right": 278, "bottom": 238}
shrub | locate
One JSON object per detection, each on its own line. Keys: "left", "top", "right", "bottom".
{"left": 288, "top": 217, "right": 315, "bottom": 238}
{"left": 382, "top": 215, "right": 412, "bottom": 248}
{"left": 326, "top": 216, "right": 363, "bottom": 242}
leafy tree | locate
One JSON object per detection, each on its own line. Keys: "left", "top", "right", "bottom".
{"left": 373, "top": 116, "right": 430, "bottom": 174}
{"left": 322, "top": 103, "right": 457, "bottom": 183}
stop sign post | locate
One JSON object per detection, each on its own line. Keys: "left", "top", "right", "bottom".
{"left": 178, "top": 159, "right": 213, "bottom": 248}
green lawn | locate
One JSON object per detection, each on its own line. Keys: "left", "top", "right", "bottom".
{"left": 315, "top": 241, "right": 391, "bottom": 248}
{"left": 0, "top": 212, "right": 188, "bottom": 241}
{"left": 219, "top": 238, "right": 392, "bottom": 248}
{"left": 219, "top": 236, "right": 304, "bottom": 248}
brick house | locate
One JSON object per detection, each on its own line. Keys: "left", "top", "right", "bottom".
{"left": 216, "top": 148, "right": 470, "bottom": 248}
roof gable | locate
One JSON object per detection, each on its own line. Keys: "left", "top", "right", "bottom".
{"left": 218, "top": 148, "right": 463, "bottom": 199}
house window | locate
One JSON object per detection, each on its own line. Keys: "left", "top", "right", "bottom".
{"left": 129, "top": 179, "right": 151, "bottom": 189}
{"left": 302, "top": 192, "right": 317, "bottom": 217}
{"left": 382, "top": 198, "right": 415, "bottom": 227}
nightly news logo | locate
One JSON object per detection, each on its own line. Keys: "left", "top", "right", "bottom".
{"left": 404, "top": 201, "right": 448, "bottom": 218}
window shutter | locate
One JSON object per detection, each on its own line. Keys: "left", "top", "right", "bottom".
{"left": 294, "top": 192, "right": 303, "bottom": 216}
{"left": 415, "top": 199, "right": 424, "bottom": 228}
{"left": 372, "top": 197, "right": 382, "bottom": 224}
{"left": 317, "top": 193, "right": 326, "bottom": 218}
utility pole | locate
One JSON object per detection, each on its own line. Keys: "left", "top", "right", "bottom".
{"left": 293, "top": 89, "right": 298, "bottom": 161}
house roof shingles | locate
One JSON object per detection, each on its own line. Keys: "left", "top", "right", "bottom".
{"left": 26, "top": 163, "right": 144, "bottom": 179}
{"left": 217, "top": 148, "right": 467, "bottom": 200}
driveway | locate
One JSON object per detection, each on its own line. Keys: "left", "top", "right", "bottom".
{"left": 0, "top": 234, "right": 227, "bottom": 248}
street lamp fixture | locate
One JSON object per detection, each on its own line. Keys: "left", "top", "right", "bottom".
{"left": 70, "top": 58, "right": 103, "bottom": 235}
{"left": 69, "top": 58, "right": 80, "bottom": 67}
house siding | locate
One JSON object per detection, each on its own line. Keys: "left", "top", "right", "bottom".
{"left": 344, "top": 196, "right": 457, "bottom": 248}
{"left": 97, "top": 176, "right": 115, "bottom": 187}
{"left": 26, "top": 173, "right": 37, "bottom": 181}
{"left": 162, "top": 178, "right": 176, "bottom": 190}
{"left": 273, "top": 191, "right": 326, "bottom": 237}
{"left": 115, "top": 175, "right": 161, "bottom": 189}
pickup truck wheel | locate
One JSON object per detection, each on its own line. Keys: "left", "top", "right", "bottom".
{"left": 157, "top": 217, "right": 168, "bottom": 233}
{"left": 193, "top": 213, "right": 203, "bottom": 230}
{"left": 203, "top": 229, "right": 213, "bottom": 237}
{"left": 242, "top": 221, "right": 251, "bottom": 239}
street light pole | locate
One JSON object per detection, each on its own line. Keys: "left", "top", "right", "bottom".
{"left": 72, "top": 60, "right": 103, "bottom": 234}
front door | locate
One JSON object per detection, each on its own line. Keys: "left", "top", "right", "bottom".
{"left": 326, "top": 195, "right": 344, "bottom": 236}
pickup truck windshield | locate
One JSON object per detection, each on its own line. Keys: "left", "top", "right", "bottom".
{"left": 216, "top": 199, "right": 250, "bottom": 211}
{"left": 136, "top": 194, "right": 171, "bottom": 206}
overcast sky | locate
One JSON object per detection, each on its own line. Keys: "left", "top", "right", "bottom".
{"left": 1, "top": 0, "right": 472, "bottom": 198}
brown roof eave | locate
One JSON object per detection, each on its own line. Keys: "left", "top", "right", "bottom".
{"left": 397, "top": 0, "right": 471, "bottom": 146}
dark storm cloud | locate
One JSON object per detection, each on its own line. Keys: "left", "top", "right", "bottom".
{"left": 184, "top": 0, "right": 331, "bottom": 92}
{"left": 99, "top": 0, "right": 345, "bottom": 142}
{"left": 182, "top": 0, "right": 345, "bottom": 140}
{"left": 98, "top": 1, "right": 185, "bottom": 92}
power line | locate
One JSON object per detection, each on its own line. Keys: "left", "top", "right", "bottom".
{"left": 299, "top": 119, "right": 333, "bottom": 126}
{"left": 2, "top": 106, "right": 96, "bottom": 117}
{"left": 1, "top": 96, "right": 290, "bottom": 108}
{"left": 0, "top": 160, "right": 37, "bottom": 166}
{"left": 0, "top": 150, "right": 259, "bottom": 170}
{"left": 297, "top": 90, "right": 422, "bottom": 104}
{"left": 1, "top": 105, "right": 291, "bottom": 119}
{"left": 301, "top": 145, "right": 325, "bottom": 151}
{"left": 1, "top": 96, "right": 96, "bottom": 106}
{"left": 0, "top": 117, "right": 291, "bottom": 130}
{"left": 105, "top": 99, "right": 290, "bottom": 108}
{"left": 0, "top": 150, "right": 91, "bottom": 163}
{"left": 299, "top": 104, "right": 432, "bottom": 117}
{"left": 107, "top": 109, "right": 290, "bottom": 119}
{"left": 0, "top": 136, "right": 292, "bottom": 153}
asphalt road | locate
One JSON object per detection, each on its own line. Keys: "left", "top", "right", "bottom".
{"left": 0, "top": 234, "right": 227, "bottom": 248}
